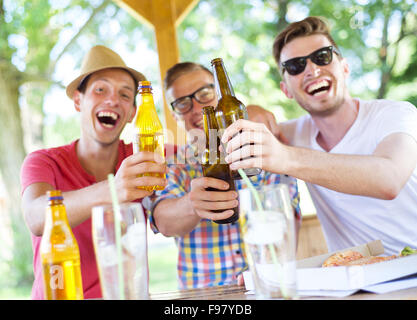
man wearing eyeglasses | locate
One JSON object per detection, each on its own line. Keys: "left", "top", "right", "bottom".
{"left": 144, "top": 62, "right": 301, "bottom": 289}
{"left": 222, "top": 16, "right": 417, "bottom": 256}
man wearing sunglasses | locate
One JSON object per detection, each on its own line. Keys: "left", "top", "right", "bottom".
{"left": 144, "top": 62, "right": 301, "bottom": 289}
{"left": 222, "top": 16, "right": 417, "bottom": 257}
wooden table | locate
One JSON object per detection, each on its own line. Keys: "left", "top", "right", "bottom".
{"left": 150, "top": 284, "right": 417, "bottom": 300}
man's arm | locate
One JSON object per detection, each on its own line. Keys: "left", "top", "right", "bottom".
{"left": 152, "top": 177, "right": 238, "bottom": 238}
{"left": 22, "top": 152, "right": 167, "bottom": 236}
{"left": 222, "top": 119, "right": 417, "bottom": 200}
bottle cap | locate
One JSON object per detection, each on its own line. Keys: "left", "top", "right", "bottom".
{"left": 202, "top": 106, "right": 215, "bottom": 114}
{"left": 211, "top": 58, "right": 223, "bottom": 65}
{"left": 47, "top": 190, "right": 63, "bottom": 201}
{"left": 138, "top": 80, "right": 152, "bottom": 90}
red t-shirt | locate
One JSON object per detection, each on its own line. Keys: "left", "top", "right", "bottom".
{"left": 20, "top": 139, "right": 134, "bottom": 300}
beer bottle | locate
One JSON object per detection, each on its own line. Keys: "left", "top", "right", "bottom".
{"left": 133, "top": 80, "right": 166, "bottom": 192}
{"left": 201, "top": 106, "right": 239, "bottom": 224}
{"left": 211, "top": 57, "right": 262, "bottom": 179}
{"left": 40, "top": 190, "right": 84, "bottom": 300}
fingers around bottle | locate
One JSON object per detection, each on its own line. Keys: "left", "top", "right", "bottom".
{"left": 134, "top": 176, "right": 168, "bottom": 188}
{"left": 130, "top": 151, "right": 166, "bottom": 164}
{"left": 190, "top": 190, "right": 238, "bottom": 201}
{"left": 225, "top": 130, "right": 264, "bottom": 154}
{"left": 193, "top": 199, "right": 239, "bottom": 211}
{"left": 192, "top": 177, "right": 231, "bottom": 191}
{"left": 195, "top": 209, "right": 236, "bottom": 221}
{"left": 134, "top": 161, "right": 168, "bottom": 175}
{"left": 221, "top": 119, "right": 263, "bottom": 144}
{"left": 225, "top": 144, "right": 264, "bottom": 164}
{"left": 229, "top": 156, "right": 263, "bottom": 171}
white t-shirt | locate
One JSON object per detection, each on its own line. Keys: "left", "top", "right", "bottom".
{"left": 283, "top": 99, "right": 417, "bottom": 255}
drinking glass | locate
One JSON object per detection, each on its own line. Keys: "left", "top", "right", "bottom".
{"left": 92, "top": 202, "right": 149, "bottom": 300}
{"left": 239, "top": 184, "right": 297, "bottom": 299}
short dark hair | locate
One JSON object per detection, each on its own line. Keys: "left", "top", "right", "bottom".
{"left": 273, "top": 16, "right": 340, "bottom": 67}
{"left": 164, "top": 62, "right": 212, "bottom": 92}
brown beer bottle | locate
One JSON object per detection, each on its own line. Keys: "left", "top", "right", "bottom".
{"left": 201, "top": 106, "right": 239, "bottom": 224}
{"left": 211, "top": 57, "right": 262, "bottom": 179}
{"left": 40, "top": 190, "right": 84, "bottom": 300}
{"left": 133, "top": 80, "right": 166, "bottom": 192}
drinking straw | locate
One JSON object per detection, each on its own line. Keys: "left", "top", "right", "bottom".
{"left": 237, "top": 168, "right": 289, "bottom": 298}
{"left": 107, "top": 173, "right": 125, "bottom": 300}
{"left": 237, "top": 169, "right": 264, "bottom": 213}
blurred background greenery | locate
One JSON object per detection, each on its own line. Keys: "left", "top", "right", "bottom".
{"left": 0, "top": 0, "right": 416, "bottom": 299}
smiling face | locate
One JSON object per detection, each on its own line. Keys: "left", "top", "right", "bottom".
{"left": 166, "top": 69, "right": 216, "bottom": 132}
{"left": 279, "top": 34, "right": 350, "bottom": 117}
{"left": 73, "top": 68, "right": 136, "bottom": 147}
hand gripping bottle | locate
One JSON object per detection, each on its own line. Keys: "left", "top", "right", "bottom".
{"left": 211, "top": 57, "right": 262, "bottom": 179}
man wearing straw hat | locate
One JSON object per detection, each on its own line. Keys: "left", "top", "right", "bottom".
{"left": 145, "top": 62, "right": 301, "bottom": 290}
{"left": 20, "top": 45, "right": 167, "bottom": 299}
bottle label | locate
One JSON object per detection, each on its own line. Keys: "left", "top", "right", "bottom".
{"left": 49, "top": 265, "right": 64, "bottom": 290}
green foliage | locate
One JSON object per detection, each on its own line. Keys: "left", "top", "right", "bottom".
{"left": 148, "top": 242, "right": 178, "bottom": 293}
{"left": 43, "top": 115, "right": 80, "bottom": 148}
{"left": 177, "top": 0, "right": 417, "bottom": 119}
{"left": 2, "top": 0, "right": 417, "bottom": 299}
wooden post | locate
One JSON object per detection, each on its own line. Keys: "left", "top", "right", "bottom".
{"left": 114, "top": 0, "right": 199, "bottom": 145}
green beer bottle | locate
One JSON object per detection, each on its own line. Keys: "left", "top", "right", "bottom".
{"left": 211, "top": 57, "right": 262, "bottom": 179}
{"left": 201, "top": 106, "right": 239, "bottom": 224}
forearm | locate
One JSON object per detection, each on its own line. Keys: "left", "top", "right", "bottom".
{"left": 62, "top": 181, "right": 112, "bottom": 227}
{"left": 23, "top": 181, "right": 112, "bottom": 236}
{"left": 153, "top": 195, "right": 201, "bottom": 238}
{"left": 284, "top": 146, "right": 405, "bottom": 199}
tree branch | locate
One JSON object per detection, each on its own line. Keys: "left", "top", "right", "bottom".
{"left": 48, "top": 0, "right": 111, "bottom": 74}
{"left": 388, "top": 9, "right": 408, "bottom": 75}
{"left": 20, "top": 71, "right": 65, "bottom": 89}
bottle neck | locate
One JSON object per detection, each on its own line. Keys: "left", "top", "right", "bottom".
{"left": 46, "top": 200, "right": 69, "bottom": 223}
{"left": 212, "top": 60, "right": 235, "bottom": 99}
{"left": 203, "top": 111, "right": 218, "bottom": 142}
{"left": 138, "top": 92, "right": 155, "bottom": 108}
{"left": 203, "top": 108, "right": 221, "bottom": 164}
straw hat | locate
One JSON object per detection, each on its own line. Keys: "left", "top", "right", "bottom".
{"left": 66, "top": 45, "right": 146, "bottom": 99}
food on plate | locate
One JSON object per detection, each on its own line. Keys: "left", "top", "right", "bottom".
{"left": 322, "top": 250, "right": 397, "bottom": 267}
{"left": 321, "top": 250, "right": 365, "bottom": 267}
{"left": 400, "top": 246, "right": 417, "bottom": 257}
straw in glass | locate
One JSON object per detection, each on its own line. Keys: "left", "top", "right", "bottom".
{"left": 237, "top": 168, "right": 289, "bottom": 298}
{"left": 107, "top": 173, "right": 125, "bottom": 300}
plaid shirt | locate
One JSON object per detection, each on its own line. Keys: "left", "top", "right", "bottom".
{"left": 145, "top": 144, "right": 301, "bottom": 289}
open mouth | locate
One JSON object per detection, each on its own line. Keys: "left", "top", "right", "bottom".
{"left": 96, "top": 111, "right": 119, "bottom": 128}
{"left": 306, "top": 79, "right": 331, "bottom": 96}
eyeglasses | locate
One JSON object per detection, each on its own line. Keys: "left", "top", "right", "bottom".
{"left": 170, "top": 84, "right": 215, "bottom": 115}
{"left": 281, "top": 46, "right": 340, "bottom": 76}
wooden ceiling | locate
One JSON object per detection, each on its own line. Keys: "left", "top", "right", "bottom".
{"left": 113, "top": 0, "right": 200, "bottom": 144}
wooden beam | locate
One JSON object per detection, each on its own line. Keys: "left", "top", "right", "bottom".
{"left": 174, "top": 0, "right": 199, "bottom": 26}
{"left": 114, "top": 0, "right": 200, "bottom": 144}
{"left": 112, "top": 0, "right": 154, "bottom": 29}
{"left": 151, "top": 0, "right": 185, "bottom": 145}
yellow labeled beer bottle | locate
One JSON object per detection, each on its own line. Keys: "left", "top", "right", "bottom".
{"left": 133, "top": 80, "right": 166, "bottom": 192}
{"left": 201, "top": 106, "right": 239, "bottom": 224}
{"left": 40, "top": 190, "right": 84, "bottom": 300}
{"left": 211, "top": 57, "right": 262, "bottom": 179}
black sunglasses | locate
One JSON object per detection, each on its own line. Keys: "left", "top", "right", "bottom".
{"left": 170, "top": 84, "right": 215, "bottom": 115}
{"left": 281, "top": 46, "right": 340, "bottom": 76}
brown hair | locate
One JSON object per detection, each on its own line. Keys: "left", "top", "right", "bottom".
{"left": 164, "top": 62, "right": 212, "bottom": 91}
{"left": 272, "top": 16, "right": 340, "bottom": 66}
